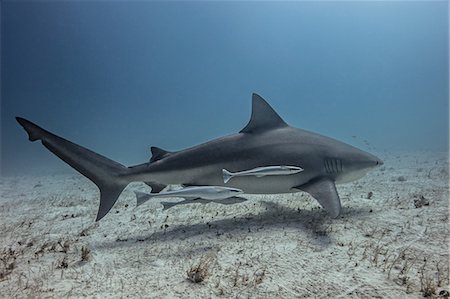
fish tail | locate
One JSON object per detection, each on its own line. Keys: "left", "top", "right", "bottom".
{"left": 161, "top": 201, "right": 178, "bottom": 210}
{"left": 222, "top": 169, "right": 233, "bottom": 183}
{"left": 134, "top": 191, "right": 154, "bottom": 207}
{"left": 16, "top": 117, "right": 133, "bottom": 221}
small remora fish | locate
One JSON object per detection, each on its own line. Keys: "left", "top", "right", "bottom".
{"left": 134, "top": 186, "right": 243, "bottom": 207}
{"left": 222, "top": 165, "right": 303, "bottom": 183}
{"left": 160, "top": 196, "right": 247, "bottom": 210}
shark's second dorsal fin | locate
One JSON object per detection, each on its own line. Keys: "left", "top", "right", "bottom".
{"left": 240, "top": 93, "right": 288, "bottom": 134}
{"left": 150, "top": 146, "right": 172, "bottom": 163}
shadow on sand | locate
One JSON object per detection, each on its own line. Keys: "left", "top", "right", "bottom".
{"left": 95, "top": 200, "right": 372, "bottom": 250}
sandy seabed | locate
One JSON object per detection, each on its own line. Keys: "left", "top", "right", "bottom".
{"left": 0, "top": 151, "right": 449, "bottom": 298}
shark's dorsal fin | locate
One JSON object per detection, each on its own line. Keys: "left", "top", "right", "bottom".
{"left": 240, "top": 93, "right": 288, "bottom": 134}
{"left": 150, "top": 146, "right": 172, "bottom": 163}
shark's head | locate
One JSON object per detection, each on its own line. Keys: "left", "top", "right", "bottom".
{"left": 226, "top": 187, "right": 244, "bottom": 195}
{"left": 327, "top": 147, "right": 383, "bottom": 184}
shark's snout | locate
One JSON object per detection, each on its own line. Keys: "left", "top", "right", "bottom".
{"left": 371, "top": 154, "right": 383, "bottom": 167}
{"left": 335, "top": 150, "right": 383, "bottom": 184}
{"left": 364, "top": 152, "right": 383, "bottom": 168}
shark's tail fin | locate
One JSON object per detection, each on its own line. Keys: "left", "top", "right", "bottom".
{"left": 222, "top": 169, "right": 233, "bottom": 184}
{"left": 134, "top": 191, "right": 154, "bottom": 207}
{"left": 16, "top": 117, "right": 131, "bottom": 221}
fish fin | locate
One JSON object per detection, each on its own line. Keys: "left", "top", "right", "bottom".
{"left": 144, "top": 182, "right": 167, "bottom": 193}
{"left": 161, "top": 201, "right": 179, "bottom": 210}
{"left": 294, "top": 177, "right": 341, "bottom": 218}
{"left": 240, "top": 93, "right": 288, "bottom": 134}
{"left": 222, "top": 169, "right": 233, "bottom": 183}
{"left": 150, "top": 146, "right": 172, "bottom": 163}
{"left": 16, "top": 117, "right": 130, "bottom": 222}
{"left": 181, "top": 183, "right": 201, "bottom": 187}
{"left": 135, "top": 191, "right": 152, "bottom": 207}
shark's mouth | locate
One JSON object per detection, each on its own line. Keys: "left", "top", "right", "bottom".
{"left": 335, "top": 168, "right": 372, "bottom": 184}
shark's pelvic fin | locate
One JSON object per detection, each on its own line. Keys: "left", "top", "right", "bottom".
{"left": 16, "top": 117, "right": 131, "bottom": 222}
{"left": 294, "top": 177, "right": 341, "bottom": 218}
{"left": 150, "top": 146, "right": 172, "bottom": 163}
{"left": 240, "top": 93, "right": 288, "bottom": 134}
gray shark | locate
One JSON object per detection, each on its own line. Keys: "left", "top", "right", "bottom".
{"left": 16, "top": 93, "right": 383, "bottom": 221}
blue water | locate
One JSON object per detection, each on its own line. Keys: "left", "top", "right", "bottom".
{"left": 1, "top": 1, "right": 448, "bottom": 175}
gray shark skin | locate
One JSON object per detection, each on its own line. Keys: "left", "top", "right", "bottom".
{"left": 16, "top": 93, "right": 383, "bottom": 221}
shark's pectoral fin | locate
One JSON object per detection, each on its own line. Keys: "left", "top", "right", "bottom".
{"left": 294, "top": 177, "right": 341, "bottom": 218}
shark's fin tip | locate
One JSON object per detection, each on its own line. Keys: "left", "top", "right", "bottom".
{"left": 16, "top": 117, "right": 46, "bottom": 141}
{"left": 150, "top": 147, "right": 172, "bottom": 163}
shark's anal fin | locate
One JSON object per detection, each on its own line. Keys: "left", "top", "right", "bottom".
{"left": 294, "top": 177, "right": 341, "bottom": 218}
{"left": 150, "top": 146, "right": 172, "bottom": 163}
{"left": 240, "top": 93, "right": 288, "bottom": 134}
{"left": 145, "top": 181, "right": 167, "bottom": 193}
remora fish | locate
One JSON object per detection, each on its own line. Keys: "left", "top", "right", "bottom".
{"left": 222, "top": 165, "right": 303, "bottom": 183}
{"left": 134, "top": 192, "right": 248, "bottom": 210}
{"left": 160, "top": 197, "right": 247, "bottom": 210}
{"left": 134, "top": 186, "right": 243, "bottom": 207}
{"left": 16, "top": 93, "right": 383, "bottom": 221}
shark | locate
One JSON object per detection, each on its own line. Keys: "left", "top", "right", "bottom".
{"left": 16, "top": 93, "right": 383, "bottom": 221}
